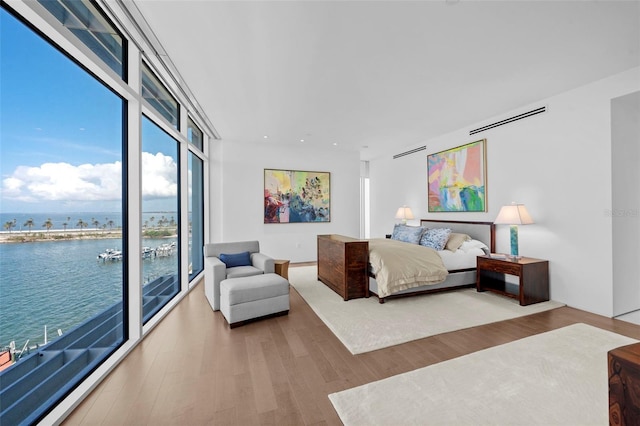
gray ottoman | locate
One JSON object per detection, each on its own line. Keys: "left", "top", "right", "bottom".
{"left": 220, "top": 273, "right": 290, "bottom": 328}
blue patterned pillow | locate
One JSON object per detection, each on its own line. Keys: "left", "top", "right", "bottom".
{"left": 420, "top": 228, "right": 452, "bottom": 251}
{"left": 391, "top": 224, "right": 425, "bottom": 244}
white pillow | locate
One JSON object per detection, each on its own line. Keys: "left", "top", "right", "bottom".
{"left": 459, "top": 239, "right": 489, "bottom": 252}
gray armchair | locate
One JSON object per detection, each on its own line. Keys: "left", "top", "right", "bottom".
{"left": 203, "top": 240, "right": 275, "bottom": 311}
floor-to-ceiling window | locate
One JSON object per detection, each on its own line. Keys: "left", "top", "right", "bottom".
{"left": 141, "top": 115, "right": 180, "bottom": 323}
{"left": 188, "top": 118, "right": 204, "bottom": 281}
{"left": 0, "top": 6, "right": 125, "bottom": 424}
{"left": 0, "top": 1, "right": 210, "bottom": 423}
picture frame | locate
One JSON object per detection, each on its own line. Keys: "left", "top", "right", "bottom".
{"left": 264, "top": 169, "right": 331, "bottom": 223}
{"left": 427, "top": 139, "right": 487, "bottom": 212}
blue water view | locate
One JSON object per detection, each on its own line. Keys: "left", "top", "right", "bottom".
{"left": 0, "top": 212, "right": 178, "bottom": 349}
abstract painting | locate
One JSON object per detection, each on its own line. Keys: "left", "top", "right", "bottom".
{"left": 427, "top": 139, "right": 487, "bottom": 212}
{"left": 264, "top": 169, "right": 331, "bottom": 223}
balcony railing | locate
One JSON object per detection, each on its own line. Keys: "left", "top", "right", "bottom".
{"left": 0, "top": 274, "right": 178, "bottom": 425}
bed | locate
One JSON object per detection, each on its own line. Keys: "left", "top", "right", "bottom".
{"left": 369, "top": 220, "right": 495, "bottom": 303}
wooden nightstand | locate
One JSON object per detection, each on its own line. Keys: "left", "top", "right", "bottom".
{"left": 476, "top": 255, "right": 549, "bottom": 306}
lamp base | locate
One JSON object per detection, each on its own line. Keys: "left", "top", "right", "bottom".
{"left": 510, "top": 225, "right": 520, "bottom": 258}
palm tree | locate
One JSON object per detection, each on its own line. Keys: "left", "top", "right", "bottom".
{"left": 62, "top": 222, "right": 68, "bottom": 233}
{"left": 76, "top": 219, "right": 87, "bottom": 234}
{"left": 91, "top": 218, "right": 100, "bottom": 230}
{"left": 107, "top": 219, "right": 115, "bottom": 230}
{"left": 24, "top": 218, "right": 34, "bottom": 233}
{"left": 149, "top": 216, "right": 155, "bottom": 228}
{"left": 43, "top": 218, "right": 53, "bottom": 233}
{"left": 4, "top": 221, "right": 14, "bottom": 233}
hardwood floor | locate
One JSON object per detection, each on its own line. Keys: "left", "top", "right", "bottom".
{"left": 64, "top": 265, "right": 640, "bottom": 425}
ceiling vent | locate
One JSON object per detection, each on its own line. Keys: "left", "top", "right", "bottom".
{"left": 393, "top": 145, "right": 426, "bottom": 159}
{"left": 469, "top": 106, "right": 547, "bottom": 135}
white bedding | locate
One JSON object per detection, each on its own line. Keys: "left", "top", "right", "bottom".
{"left": 438, "top": 239, "right": 488, "bottom": 271}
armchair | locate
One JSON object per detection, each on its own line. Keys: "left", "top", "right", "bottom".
{"left": 203, "top": 240, "right": 275, "bottom": 311}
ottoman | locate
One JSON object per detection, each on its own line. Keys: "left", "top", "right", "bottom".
{"left": 220, "top": 273, "right": 290, "bottom": 328}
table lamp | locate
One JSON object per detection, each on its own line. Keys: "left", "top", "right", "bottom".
{"left": 494, "top": 203, "right": 533, "bottom": 259}
{"left": 395, "top": 206, "right": 414, "bottom": 225}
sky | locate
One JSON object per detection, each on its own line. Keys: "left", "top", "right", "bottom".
{"left": 0, "top": 9, "right": 178, "bottom": 214}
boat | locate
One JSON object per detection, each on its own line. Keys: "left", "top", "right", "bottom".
{"left": 141, "top": 246, "right": 155, "bottom": 259}
{"left": 154, "top": 242, "right": 176, "bottom": 257}
{"left": 0, "top": 348, "right": 12, "bottom": 372}
{"left": 97, "top": 249, "right": 122, "bottom": 261}
{"left": 98, "top": 243, "right": 177, "bottom": 262}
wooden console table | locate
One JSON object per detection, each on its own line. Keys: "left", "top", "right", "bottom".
{"left": 317, "top": 234, "right": 369, "bottom": 301}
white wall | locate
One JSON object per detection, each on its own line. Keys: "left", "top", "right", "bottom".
{"left": 611, "top": 91, "right": 640, "bottom": 316}
{"left": 210, "top": 140, "right": 361, "bottom": 262}
{"left": 370, "top": 67, "right": 640, "bottom": 317}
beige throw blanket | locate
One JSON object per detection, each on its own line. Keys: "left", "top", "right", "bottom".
{"left": 368, "top": 238, "right": 448, "bottom": 298}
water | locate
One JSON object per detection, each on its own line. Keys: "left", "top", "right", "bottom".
{"left": 0, "top": 234, "right": 178, "bottom": 348}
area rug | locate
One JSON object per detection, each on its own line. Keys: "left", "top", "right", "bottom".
{"left": 329, "top": 323, "right": 638, "bottom": 426}
{"left": 289, "top": 266, "right": 565, "bottom": 354}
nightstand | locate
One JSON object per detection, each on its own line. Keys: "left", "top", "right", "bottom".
{"left": 476, "top": 255, "right": 549, "bottom": 306}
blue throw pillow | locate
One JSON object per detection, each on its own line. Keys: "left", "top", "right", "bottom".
{"left": 420, "top": 228, "right": 452, "bottom": 251}
{"left": 219, "top": 251, "right": 251, "bottom": 268}
{"left": 390, "top": 224, "right": 425, "bottom": 244}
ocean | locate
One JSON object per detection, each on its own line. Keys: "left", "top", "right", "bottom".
{"left": 0, "top": 212, "right": 179, "bottom": 349}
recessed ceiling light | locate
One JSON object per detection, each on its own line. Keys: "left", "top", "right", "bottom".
{"left": 300, "top": 139, "right": 305, "bottom": 142}
{"left": 263, "top": 135, "right": 268, "bottom": 139}
{"left": 333, "top": 142, "right": 338, "bottom": 146}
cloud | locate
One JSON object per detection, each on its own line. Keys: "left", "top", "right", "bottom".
{"left": 141, "top": 152, "right": 178, "bottom": 199}
{"left": 1, "top": 152, "right": 178, "bottom": 203}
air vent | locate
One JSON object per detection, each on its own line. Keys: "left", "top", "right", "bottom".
{"left": 469, "top": 106, "right": 547, "bottom": 135}
{"left": 393, "top": 145, "right": 426, "bottom": 159}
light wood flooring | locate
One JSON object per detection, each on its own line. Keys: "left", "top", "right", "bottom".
{"left": 64, "top": 265, "right": 640, "bottom": 425}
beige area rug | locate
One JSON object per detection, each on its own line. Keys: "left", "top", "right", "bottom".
{"left": 289, "top": 266, "right": 565, "bottom": 354}
{"left": 328, "top": 323, "right": 638, "bottom": 426}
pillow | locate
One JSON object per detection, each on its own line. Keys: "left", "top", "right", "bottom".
{"left": 219, "top": 251, "right": 251, "bottom": 268}
{"left": 419, "top": 228, "right": 452, "bottom": 251}
{"left": 390, "top": 224, "right": 425, "bottom": 244}
{"left": 459, "top": 239, "right": 489, "bottom": 252}
{"left": 445, "top": 233, "right": 471, "bottom": 252}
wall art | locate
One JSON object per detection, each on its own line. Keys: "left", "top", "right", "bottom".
{"left": 264, "top": 169, "right": 331, "bottom": 223}
{"left": 427, "top": 139, "right": 487, "bottom": 212}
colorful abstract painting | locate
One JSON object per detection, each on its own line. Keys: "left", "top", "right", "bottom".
{"left": 264, "top": 169, "right": 331, "bottom": 223}
{"left": 427, "top": 139, "right": 487, "bottom": 212}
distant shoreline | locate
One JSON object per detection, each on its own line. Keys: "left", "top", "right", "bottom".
{"left": 0, "top": 228, "right": 176, "bottom": 244}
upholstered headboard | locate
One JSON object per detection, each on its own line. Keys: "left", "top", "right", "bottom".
{"left": 419, "top": 219, "right": 495, "bottom": 252}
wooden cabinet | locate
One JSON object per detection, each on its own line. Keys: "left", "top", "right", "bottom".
{"left": 609, "top": 342, "right": 640, "bottom": 425}
{"left": 317, "top": 234, "right": 369, "bottom": 300}
{"left": 476, "top": 255, "right": 549, "bottom": 306}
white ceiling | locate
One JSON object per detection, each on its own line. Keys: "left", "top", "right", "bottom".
{"left": 133, "top": 0, "right": 640, "bottom": 160}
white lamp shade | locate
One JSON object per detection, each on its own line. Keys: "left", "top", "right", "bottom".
{"left": 395, "top": 206, "right": 414, "bottom": 220}
{"left": 494, "top": 204, "right": 533, "bottom": 225}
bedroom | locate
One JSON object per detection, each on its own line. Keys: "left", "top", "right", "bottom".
{"left": 2, "top": 0, "right": 639, "bottom": 424}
